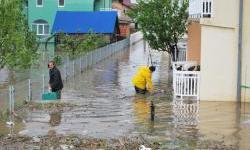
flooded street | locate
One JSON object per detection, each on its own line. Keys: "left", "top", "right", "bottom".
{"left": 1, "top": 41, "right": 250, "bottom": 149}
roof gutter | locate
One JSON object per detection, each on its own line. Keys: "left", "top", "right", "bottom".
{"left": 236, "top": 0, "right": 244, "bottom": 102}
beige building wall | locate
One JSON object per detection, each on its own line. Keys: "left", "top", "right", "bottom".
{"left": 241, "top": 1, "right": 250, "bottom": 102}
{"left": 201, "top": 0, "right": 238, "bottom": 28}
{"left": 200, "top": 25, "right": 238, "bottom": 101}
{"left": 187, "top": 21, "right": 201, "bottom": 64}
{"left": 188, "top": 0, "right": 250, "bottom": 101}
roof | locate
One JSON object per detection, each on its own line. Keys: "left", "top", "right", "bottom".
{"left": 119, "top": 0, "right": 136, "bottom": 8}
{"left": 122, "top": 0, "right": 132, "bottom": 6}
{"left": 52, "top": 11, "right": 118, "bottom": 34}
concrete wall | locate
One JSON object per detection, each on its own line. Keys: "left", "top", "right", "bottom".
{"left": 200, "top": 25, "right": 238, "bottom": 101}
{"left": 130, "top": 31, "right": 143, "bottom": 44}
{"left": 187, "top": 21, "right": 201, "bottom": 64}
{"left": 241, "top": 0, "right": 250, "bottom": 102}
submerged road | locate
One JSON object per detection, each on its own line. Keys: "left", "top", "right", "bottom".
{"left": 1, "top": 40, "right": 250, "bottom": 149}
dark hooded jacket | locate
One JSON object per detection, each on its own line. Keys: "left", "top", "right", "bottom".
{"left": 49, "top": 67, "right": 63, "bottom": 92}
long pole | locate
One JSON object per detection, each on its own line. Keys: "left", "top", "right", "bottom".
{"left": 28, "top": 79, "right": 31, "bottom": 101}
{"left": 236, "top": 0, "right": 244, "bottom": 102}
{"left": 42, "top": 74, "right": 45, "bottom": 93}
{"left": 9, "top": 86, "right": 12, "bottom": 117}
{"left": 11, "top": 86, "right": 14, "bottom": 114}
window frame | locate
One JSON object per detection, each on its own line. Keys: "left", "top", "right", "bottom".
{"left": 32, "top": 23, "right": 50, "bottom": 35}
{"left": 58, "top": 0, "right": 65, "bottom": 7}
{"left": 36, "top": 0, "right": 43, "bottom": 7}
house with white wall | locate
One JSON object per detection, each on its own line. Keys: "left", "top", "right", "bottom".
{"left": 187, "top": 0, "right": 250, "bottom": 102}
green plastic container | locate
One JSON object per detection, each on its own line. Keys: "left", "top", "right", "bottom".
{"left": 42, "top": 92, "right": 58, "bottom": 100}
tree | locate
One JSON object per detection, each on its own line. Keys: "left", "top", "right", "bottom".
{"left": 0, "top": 0, "right": 39, "bottom": 70}
{"left": 128, "top": 0, "right": 188, "bottom": 61}
{"left": 56, "top": 32, "right": 109, "bottom": 58}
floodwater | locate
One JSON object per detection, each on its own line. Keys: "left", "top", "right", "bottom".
{"left": 1, "top": 41, "right": 250, "bottom": 149}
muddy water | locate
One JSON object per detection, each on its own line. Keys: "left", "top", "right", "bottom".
{"left": 1, "top": 41, "right": 250, "bottom": 149}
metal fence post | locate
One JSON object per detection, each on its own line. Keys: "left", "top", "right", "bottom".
{"left": 80, "top": 56, "right": 82, "bottom": 72}
{"left": 64, "top": 63, "right": 67, "bottom": 81}
{"left": 8, "top": 86, "right": 12, "bottom": 116}
{"left": 73, "top": 60, "right": 75, "bottom": 76}
{"left": 86, "top": 52, "right": 89, "bottom": 68}
{"left": 11, "top": 86, "right": 14, "bottom": 113}
{"left": 28, "top": 79, "right": 32, "bottom": 101}
{"left": 42, "top": 74, "right": 45, "bottom": 94}
{"left": 7, "top": 86, "right": 14, "bottom": 126}
{"left": 90, "top": 51, "right": 93, "bottom": 66}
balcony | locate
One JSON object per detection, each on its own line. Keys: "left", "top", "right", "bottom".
{"left": 189, "top": 0, "right": 213, "bottom": 19}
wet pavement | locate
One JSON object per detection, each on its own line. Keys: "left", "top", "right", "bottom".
{"left": 1, "top": 41, "right": 250, "bottom": 149}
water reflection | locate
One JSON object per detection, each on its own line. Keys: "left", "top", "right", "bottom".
{"left": 0, "top": 113, "right": 24, "bottom": 137}
{"left": 172, "top": 99, "right": 199, "bottom": 127}
{"left": 133, "top": 95, "right": 156, "bottom": 135}
{"left": 6, "top": 113, "right": 15, "bottom": 137}
{"left": 49, "top": 111, "right": 62, "bottom": 127}
{"left": 133, "top": 95, "right": 150, "bottom": 124}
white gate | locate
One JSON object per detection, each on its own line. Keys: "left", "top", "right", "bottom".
{"left": 173, "top": 70, "right": 200, "bottom": 100}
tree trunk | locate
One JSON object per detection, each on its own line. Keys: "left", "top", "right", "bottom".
{"left": 170, "top": 45, "right": 176, "bottom": 62}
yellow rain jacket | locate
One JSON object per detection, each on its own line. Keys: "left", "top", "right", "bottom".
{"left": 132, "top": 66, "right": 153, "bottom": 92}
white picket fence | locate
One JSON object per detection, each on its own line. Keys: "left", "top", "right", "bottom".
{"left": 173, "top": 70, "right": 200, "bottom": 100}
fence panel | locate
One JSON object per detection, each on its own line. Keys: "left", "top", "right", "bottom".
{"left": 0, "top": 37, "right": 130, "bottom": 115}
{"left": 0, "top": 88, "right": 9, "bottom": 115}
{"left": 173, "top": 70, "right": 200, "bottom": 100}
{"left": 13, "top": 80, "right": 29, "bottom": 110}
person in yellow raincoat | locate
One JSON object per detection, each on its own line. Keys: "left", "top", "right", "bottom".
{"left": 132, "top": 66, "right": 156, "bottom": 94}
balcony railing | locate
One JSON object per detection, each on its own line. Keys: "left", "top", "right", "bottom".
{"left": 189, "top": 0, "right": 213, "bottom": 19}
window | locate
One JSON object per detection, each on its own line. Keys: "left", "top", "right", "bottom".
{"left": 123, "top": 8, "right": 128, "bottom": 14}
{"left": 36, "top": 0, "right": 43, "bottom": 7}
{"left": 58, "top": 0, "right": 64, "bottom": 7}
{"left": 202, "top": 1, "right": 212, "bottom": 17}
{"left": 25, "top": 0, "right": 28, "bottom": 8}
{"left": 32, "top": 19, "right": 49, "bottom": 35}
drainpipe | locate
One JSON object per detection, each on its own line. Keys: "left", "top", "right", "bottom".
{"left": 236, "top": 0, "right": 244, "bottom": 102}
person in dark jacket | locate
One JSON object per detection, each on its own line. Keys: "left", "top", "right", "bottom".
{"left": 48, "top": 61, "right": 63, "bottom": 99}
